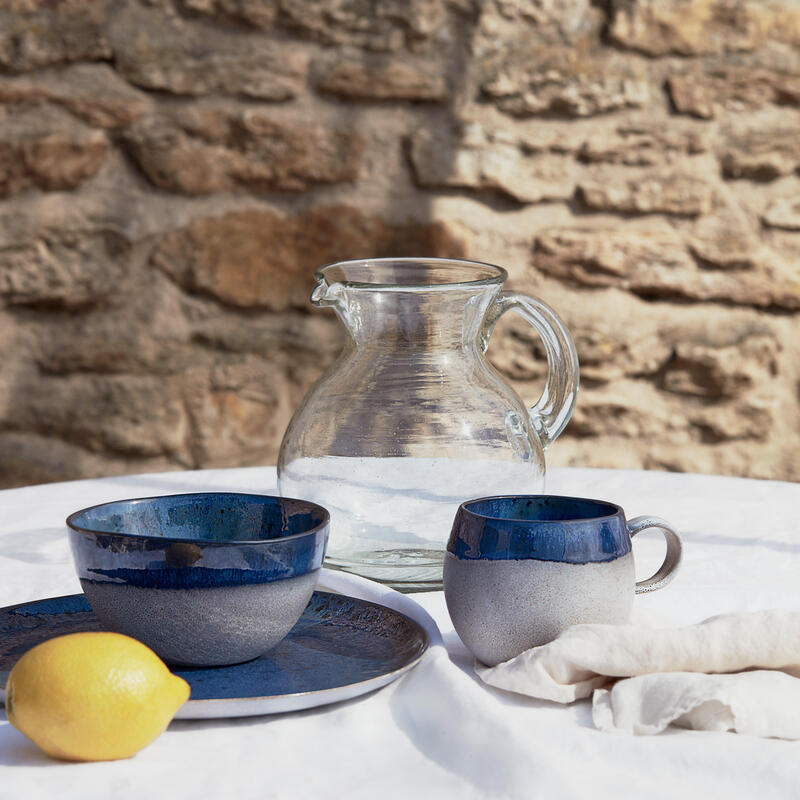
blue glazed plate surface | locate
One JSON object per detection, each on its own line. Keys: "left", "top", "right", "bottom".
{"left": 0, "top": 592, "right": 429, "bottom": 719}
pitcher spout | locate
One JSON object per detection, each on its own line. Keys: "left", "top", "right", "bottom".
{"left": 311, "top": 276, "right": 360, "bottom": 335}
{"left": 311, "top": 277, "right": 347, "bottom": 308}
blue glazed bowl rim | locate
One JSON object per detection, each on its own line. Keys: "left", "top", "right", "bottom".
{"left": 458, "top": 494, "right": 624, "bottom": 523}
{"left": 66, "top": 492, "right": 330, "bottom": 546}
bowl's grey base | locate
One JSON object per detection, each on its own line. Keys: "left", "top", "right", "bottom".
{"left": 443, "top": 552, "right": 634, "bottom": 666}
{"left": 80, "top": 571, "right": 318, "bottom": 667}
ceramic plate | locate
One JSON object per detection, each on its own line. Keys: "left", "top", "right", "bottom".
{"left": 0, "top": 592, "right": 429, "bottom": 719}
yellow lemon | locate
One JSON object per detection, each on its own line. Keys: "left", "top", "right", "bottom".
{"left": 5, "top": 631, "right": 190, "bottom": 762}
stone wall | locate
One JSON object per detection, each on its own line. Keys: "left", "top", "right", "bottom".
{"left": 1, "top": 0, "right": 799, "bottom": 488}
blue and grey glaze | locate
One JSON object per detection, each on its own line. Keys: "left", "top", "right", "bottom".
{"left": 67, "top": 493, "right": 329, "bottom": 666}
{"left": 444, "top": 495, "right": 636, "bottom": 666}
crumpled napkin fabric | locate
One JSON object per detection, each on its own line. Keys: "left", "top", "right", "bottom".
{"left": 475, "top": 609, "right": 800, "bottom": 738}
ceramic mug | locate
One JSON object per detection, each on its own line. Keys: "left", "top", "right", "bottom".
{"left": 443, "top": 495, "right": 682, "bottom": 666}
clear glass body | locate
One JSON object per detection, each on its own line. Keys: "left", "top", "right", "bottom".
{"left": 277, "top": 259, "right": 579, "bottom": 591}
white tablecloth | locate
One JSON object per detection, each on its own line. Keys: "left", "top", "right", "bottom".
{"left": 1, "top": 466, "right": 800, "bottom": 799}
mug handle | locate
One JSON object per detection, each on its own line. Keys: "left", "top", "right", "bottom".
{"left": 480, "top": 292, "right": 580, "bottom": 449}
{"left": 627, "top": 516, "right": 683, "bottom": 594}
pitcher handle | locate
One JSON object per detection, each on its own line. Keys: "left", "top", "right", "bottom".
{"left": 481, "top": 292, "right": 579, "bottom": 449}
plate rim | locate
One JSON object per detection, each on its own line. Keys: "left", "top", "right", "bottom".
{"left": 0, "top": 591, "right": 430, "bottom": 718}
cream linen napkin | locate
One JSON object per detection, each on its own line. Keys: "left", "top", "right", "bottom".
{"left": 475, "top": 609, "right": 800, "bottom": 738}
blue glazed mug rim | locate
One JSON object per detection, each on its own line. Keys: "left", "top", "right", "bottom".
{"left": 448, "top": 495, "right": 631, "bottom": 563}
{"left": 66, "top": 491, "right": 330, "bottom": 546}
{"left": 458, "top": 494, "right": 623, "bottom": 524}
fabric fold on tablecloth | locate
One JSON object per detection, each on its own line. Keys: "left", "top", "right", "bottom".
{"left": 475, "top": 609, "right": 800, "bottom": 738}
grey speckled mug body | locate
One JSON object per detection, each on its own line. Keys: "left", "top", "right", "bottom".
{"left": 443, "top": 552, "right": 633, "bottom": 666}
{"left": 443, "top": 495, "right": 682, "bottom": 666}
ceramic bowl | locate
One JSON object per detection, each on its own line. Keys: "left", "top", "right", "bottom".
{"left": 67, "top": 492, "right": 329, "bottom": 667}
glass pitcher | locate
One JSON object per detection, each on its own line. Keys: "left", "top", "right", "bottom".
{"left": 277, "top": 258, "right": 579, "bottom": 591}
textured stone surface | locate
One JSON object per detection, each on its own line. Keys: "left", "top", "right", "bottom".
{"left": 720, "top": 116, "right": 800, "bottom": 181}
{"left": 34, "top": 278, "right": 195, "bottom": 375}
{"left": 482, "top": 47, "right": 650, "bottom": 118}
{"left": 608, "top": 0, "right": 800, "bottom": 56}
{"left": 475, "top": 0, "right": 603, "bottom": 46}
{"left": 178, "top": 0, "right": 280, "bottom": 27}
{"left": 0, "top": 107, "right": 109, "bottom": 196}
{"left": 279, "top": 0, "right": 448, "bottom": 51}
{"left": 668, "top": 66, "right": 800, "bottom": 118}
{"left": 535, "top": 228, "right": 694, "bottom": 285}
{"left": 688, "top": 401, "right": 775, "bottom": 443}
{"left": 577, "top": 123, "right": 708, "bottom": 166}
{"left": 171, "top": 0, "right": 452, "bottom": 51}
{"left": 688, "top": 209, "right": 763, "bottom": 270}
{"left": 152, "top": 206, "right": 467, "bottom": 309}
{"left": 660, "top": 332, "right": 780, "bottom": 400}
{"left": 1, "top": 0, "right": 800, "bottom": 488}
{"left": 409, "top": 125, "right": 578, "bottom": 203}
{"left": 124, "top": 110, "right": 363, "bottom": 194}
{"left": 0, "top": 431, "right": 176, "bottom": 488}
{"left": 110, "top": 7, "right": 310, "bottom": 99}
{"left": 193, "top": 315, "right": 344, "bottom": 363}
{"left": 534, "top": 228, "right": 800, "bottom": 310}
{"left": 763, "top": 197, "right": 800, "bottom": 230}
{"left": 568, "top": 386, "right": 674, "bottom": 439}
{"left": 577, "top": 174, "right": 712, "bottom": 216}
{"left": 0, "top": 1, "right": 110, "bottom": 72}
{"left": 0, "top": 223, "right": 128, "bottom": 308}
{"left": 318, "top": 56, "right": 447, "bottom": 100}
{"left": 5, "top": 373, "right": 188, "bottom": 458}
{"left": 0, "top": 65, "right": 151, "bottom": 129}
{"left": 183, "top": 357, "right": 287, "bottom": 465}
